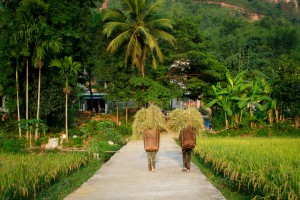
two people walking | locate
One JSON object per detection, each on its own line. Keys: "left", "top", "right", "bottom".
{"left": 144, "top": 125, "right": 196, "bottom": 172}
{"left": 132, "top": 104, "right": 204, "bottom": 173}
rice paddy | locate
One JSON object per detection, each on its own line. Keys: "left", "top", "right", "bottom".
{"left": 0, "top": 152, "right": 90, "bottom": 200}
{"left": 194, "top": 137, "right": 300, "bottom": 199}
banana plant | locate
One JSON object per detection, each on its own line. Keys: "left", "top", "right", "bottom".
{"left": 206, "top": 82, "right": 233, "bottom": 129}
{"left": 255, "top": 78, "right": 276, "bottom": 125}
{"left": 226, "top": 71, "right": 252, "bottom": 125}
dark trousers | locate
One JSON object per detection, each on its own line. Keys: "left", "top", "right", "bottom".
{"left": 182, "top": 149, "right": 192, "bottom": 170}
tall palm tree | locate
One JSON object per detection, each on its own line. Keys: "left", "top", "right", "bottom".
{"left": 102, "top": 0, "right": 175, "bottom": 77}
{"left": 9, "top": 49, "right": 22, "bottom": 137}
{"left": 12, "top": 12, "right": 37, "bottom": 139}
{"left": 32, "top": 17, "right": 62, "bottom": 140}
{"left": 50, "top": 56, "right": 81, "bottom": 142}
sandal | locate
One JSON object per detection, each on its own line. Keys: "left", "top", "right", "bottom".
{"left": 182, "top": 167, "right": 187, "bottom": 172}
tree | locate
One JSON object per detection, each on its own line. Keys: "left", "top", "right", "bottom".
{"left": 32, "top": 17, "right": 62, "bottom": 140}
{"left": 50, "top": 56, "right": 81, "bottom": 142}
{"left": 1, "top": 8, "right": 23, "bottom": 137}
{"left": 102, "top": 0, "right": 175, "bottom": 77}
{"left": 11, "top": 12, "right": 37, "bottom": 139}
{"left": 166, "top": 18, "right": 227, "bottom": 101}
{"left": 226, "top": 71, "right": 252, "bottom": 125}
{"left": 206, "top": 82, "right": 232, "bottom": 129}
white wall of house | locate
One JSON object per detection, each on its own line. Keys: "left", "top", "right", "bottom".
{"left": 0, "top": 96, "right": 9, "bottom": 113}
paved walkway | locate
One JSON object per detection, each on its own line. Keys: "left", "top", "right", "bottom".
{"left": 64, "top": 136, "right": 226, "bottom": 200}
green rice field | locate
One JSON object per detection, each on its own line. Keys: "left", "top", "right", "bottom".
{"left": 194, "top": 137, "right": 300, "bottom": 199}
{"left": 0, "top": 152, "right": 90, "bottom": 200}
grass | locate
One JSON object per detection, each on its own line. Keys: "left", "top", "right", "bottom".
{"left": 193, "top": 137, "right": 300, "bottom": 199}
{"left": 192, "top": 153, "right": 251, "bottom": 200}
{"left": 36, "top": 159, "right": 103, "bottom": 200}
{"left": 0, "top": 152, "right": 90, "bottom": 200}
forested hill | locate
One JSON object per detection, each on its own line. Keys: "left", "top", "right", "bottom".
{"left": 177, "top": 0, "right": 300, "bottom": 21}
{"left": 104, "top": 0, "right": 300, "bottom": 21}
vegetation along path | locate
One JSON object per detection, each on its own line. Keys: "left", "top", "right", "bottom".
{"left": 64, "top": 136, "right": 226, "bottom": 200}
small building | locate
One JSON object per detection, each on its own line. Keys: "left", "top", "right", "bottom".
{"left": 79, "top": 91, "right": 108, "bottom": 113}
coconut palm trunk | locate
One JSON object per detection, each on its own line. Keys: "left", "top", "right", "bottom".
{"left": 65, "top": 86, "right": 68, "bottom": 142}
{"left": 35, "top": 64, "right": 42, "bottom": 140}
{"left": 16, "top": 65, "right": 22, "bottom": 138}
{"left": 26, "top": 58, "right": 29, "bottom": 139}
{"left": 116, "top": 101, "right": 119, "bottom": 125}
{"left": 88, "top": 69, "right": 94, "bottom": 111}
{"left": 125, "top": 102, "right": 128, "bottom": 127}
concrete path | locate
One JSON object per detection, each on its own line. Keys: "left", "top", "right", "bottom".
{"left": 64, "top": 137, "right": 226, "bottom": 200}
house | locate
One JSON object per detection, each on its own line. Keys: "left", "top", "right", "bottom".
{"left": 79, "top": 91, "right": 108, "bottom": 113}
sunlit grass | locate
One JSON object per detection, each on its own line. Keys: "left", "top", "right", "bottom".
{"left": 194, "top": 137, "right": 300, "bottom": 199}
{"left": 0, "top": 152, "right": 90, "bottom": 200}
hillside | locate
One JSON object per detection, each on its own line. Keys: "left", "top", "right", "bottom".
{"left": 104, "top": 0, "right": 300, "bottom": 22}
{"left": 192, "top": 0, "right": 300, "bottom": 20}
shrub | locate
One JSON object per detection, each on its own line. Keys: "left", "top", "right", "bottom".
{"left": 118, "top": 124, "right": 132, "bottom": 136}
{"left": 67, "top": 137, "right": 83, "bottom": 148}
{"left": 35, "top": 137, "right": 49, "bottom": 147}
{"left": 1, "top": 137, "right": 26, "bottom": 153}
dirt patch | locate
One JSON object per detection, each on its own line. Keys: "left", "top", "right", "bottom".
{"left": 76, "top": 111, "right": 118, "bottom": 127}
{"left": 196, "top": 0, "right": 264, "bottom": 21}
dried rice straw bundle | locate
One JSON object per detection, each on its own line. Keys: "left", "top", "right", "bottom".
{"left": 132, "top": 105, "right": 167, "bottom": 140}
{"left": 168, "top": 108, "right": 205, "bottom": 135}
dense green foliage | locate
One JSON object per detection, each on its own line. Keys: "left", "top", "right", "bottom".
{"left": 0, "top": 0, "right": 299, "bottom": 133}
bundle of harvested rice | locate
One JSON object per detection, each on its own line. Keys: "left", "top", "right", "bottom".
{"left": 132, "top": 105, "right": 167, "bottom": 140}
{"left": 168, "top": 108, "right": 205, "bottom": 134}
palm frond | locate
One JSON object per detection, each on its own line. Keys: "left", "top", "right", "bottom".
{"left": 103, "top": 22, "right": 130, "bottom": 38}
{"left": 143, "top": 0, "right": 165, "bottom": 19}
{"left": 49, "top": 59, "right": 62, "bottom": 69}
{"left": 130, "top": 37, "right": 142, "bottom": 68}
{"left": 149, "top": 29, "right": 175, "bottom": 45}
{"left": 107, "top": 30, "right": 131, "bottom": 53}
{"left": 122, "top": 0, "right": 135, "bottom": 13}
{"left": 152, "top": 42, "right": 163, "bottom": 63}
{"left": 146, "top": 18, "right": 175, "bottom": 29}
{"left": 139, "top": 26, "right": 156, "bottom": 49}
{"left": 102, "top": 8, "right": 126, "bottom": 21}
{"left": 152, "top": 54, "right": 157, "bottom": 68}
